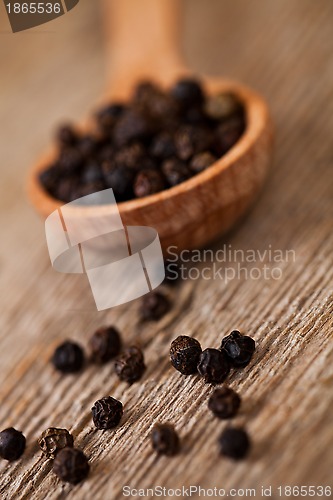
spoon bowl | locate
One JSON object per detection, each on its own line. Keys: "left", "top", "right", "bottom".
{"left": 27, "top": 0, "right": 273, "bottom": 253}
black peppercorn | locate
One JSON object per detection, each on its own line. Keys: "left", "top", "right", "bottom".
{"left": 56, "top": 124, "right": 78, "bottom": 147}
{"left": 150, "top": 132, "right": 176, "bottom": 159}
{"left": 219, "top": 427, "right": 250, "bottom": 460}
{"left": 214, "top": 116, "right": 245, "bottom": 156}
{"left": 51, "top": 340, "right": 84, "bottom": 374}
{"left": 102, "top": 160, "right": 134, "bottom": 200}
{"left": 190, "top": 151, "right": 217, "bottom": 173}
{"left": 96, "top": 103, "right": 126, "bottom": 131}
{"left": 174, "top": 125, "right": 212, "bottom": 161}
{"left": 114, "top": 142, "right": 147, "bottom": 171}
{"left": 220, "top": 330, "right": 255, "bottom": 368}
{"left": 197, "top": 348, "right": 230, "bottom": 384}
{"left": 113, "top": 109, "right": 152, "bottom": 147}
{"left": 134, "top": 169, "right": 165, "bottom": 197}
{"left": 38, "top": 428, "right": 74, "bottom": 459}
{"left": 114, "top": 346, "right": 146, "bottom": 384}
{"left": 53, "top": 447, "right": 90, "bottom": 484}
{"left": 170, "top": 78, "right": 204, "bottom": 108}
{"left": 162, "top": 158, "right": 192, "bottom": 187}
{"left": 208, "top": 386, "right": 241, "bottom": 419}
{"left": 170, "top": 335, "right": 202, "bottom": 375}
{"left": 89, "top": 326, "right": 122, "bottom": 364}
{"left": 205, "top": 92, "right": 242, "bottom": 121}
{"left": 91, "top": 396, "right": 123, "bottom": 430}
{"left": 0, "top": 428, "right": 26, "bottom": 461}
{"left": 151, "top": 423, "right": 180, "bottom": 456}
{"left": 139, "top": 291, "right": 171, "bottom": 321}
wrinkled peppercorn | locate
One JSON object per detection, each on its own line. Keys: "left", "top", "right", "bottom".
{"left": 89, "top": 326, "right": 122, "bottom": 364}
{"left": 53, "top": 447, "right": 90, "bottom": 484}
{"left": 102, "top": 160, "right": 134, "bottom": 200}
{"left": 170, "top": 335, "right": 202, "bottom": 375}
{"left": 174, "top": 125, "right": 212, "bottom": 161}
{"left": 57, "top": 124, "right": 78, "bottom": 147}
{"left": 38, "top": 428, "right": 74, "bottom": 459}
{"left": 0, "top": 428, "right": 26, "bottom": 461}
{"left": 190, "top": 151, "right": 217, "bottom": 173}
{"left": 114, "top": 142, "right": 147, "bottom": 170}
{"left": 220, "top": 330, "right": 255, "bottom": 368}
{"left": 134, "top": 169, "right": 165, "bottom": 197}
{"left": 51, "top": 340, "right": 84, "bottom": 374}
{"left": 197, "top": 348, "right": 230, "bottom": 384}
{"left": 91, "top": 396, "right": 123, "bottom": 430}
{"left": 113, "top": 109, "right": 152, "bottom": 147}
{"left": 170, "top": 78, "right": 204, "bottom": 109}
{"left": 214, "top": 116, "right": 245, "bottom": 156}
{"left": 151, "top": 423, "right": 180, "bottom": 456}
{"left": 219, "top": 427, "right": 250, "bottom": 460}
{"left": 114, "top": 346, "right": 146, "bottom": 384}
{"left": 205, "top": 92, "right": 242, "bottom": 121}
{"left": 139, "top": 291, "right": 171, "bottom": 321}
{"left": 162, "top": 158, "right": 191, "bottom": 186}
{"left": 150, "top": 132, "right": 176, "bottom": 159}
{"left": 208, "top": 386, "right": 241, "bottom": 419}
{"left": 96, "top": 103, "right": 126, "bottom": 131}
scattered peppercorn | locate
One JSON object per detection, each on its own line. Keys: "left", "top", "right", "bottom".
{"left": 0, "top": 428, "right": 26, "bottom": 461}
{"left": 151, "top": 423, "right": 180, "bottom": 456}
{"left": 51, "top": 340, "right": 84, "bottom": 374}
{"left": 39, "top": 79, "right": 246, "bottom": 203}
{"left": 114, "top": 346, "right": 146, "bottom": 384}
{"left": 91, "top": 396, "right": 123, "bottom": 430}
{"left": 197, "top": 348, "right": 230, "bottom": 384}
{"left": 38, "top": 428, "right": 74, "bottom": 459}
{"left": 139, "top": 291, "right": 171, "bottom": 321}
{"left": 89, "top": 326, "right": 122, "bottom": 364}
{"left": 53, "top": 447, "right": 90, "bottom": 484}
{"left": 219, "top": 427, "right": 250, "bottom": 460}
{"left": 208, "top": 386, "right": 241, "bottom": 419}
{"left": 170, "top": 335, "right": 202, "bottom": 375}
{"left": 220, "top": 330, "right": 255, "bottom": 368}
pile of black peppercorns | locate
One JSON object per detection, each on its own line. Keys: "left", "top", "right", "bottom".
{"left": 39, "top": 78, "right": 246, "bottom": 203}
{"left": 169, "top": 331, "right": 256, "bottom": 459}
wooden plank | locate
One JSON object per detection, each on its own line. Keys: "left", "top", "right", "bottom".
{"left": 0, "top": 0, "right": 332, "bottom": 498}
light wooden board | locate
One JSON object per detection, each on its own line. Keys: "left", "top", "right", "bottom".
{"left": 0, "top": 0, "right": 332, "bottom": 498}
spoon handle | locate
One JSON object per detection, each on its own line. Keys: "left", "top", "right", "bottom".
{"left": 102, "top": 0, "right": 187, "bottom": 99}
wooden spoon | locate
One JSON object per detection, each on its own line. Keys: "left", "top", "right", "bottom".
{"left": 27, "top": 0, "right": 273, "bottom": 253}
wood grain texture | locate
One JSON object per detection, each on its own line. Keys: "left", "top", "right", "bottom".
{"left": 0, "top": 0, "right": 332, "bottom": 499}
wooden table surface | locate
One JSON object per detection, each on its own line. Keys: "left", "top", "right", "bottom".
{"left": 0, "top": 0, "right": 332, "bottom": 498}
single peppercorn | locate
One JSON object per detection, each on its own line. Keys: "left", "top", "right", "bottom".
{"left": 151, "top": 423, "right": 180, "bottom": 456}
{"left": 56, "top": 124, "right": 78, "bottom": 147}
{"left": 208, "top": 386, "right": 241, "bottom": 419}
{"left": 38, "top": 428, "right": 74, "bottom": 459}
{"left": 89, "top": 326, "right": 122, "bottom": 364}
{"left": 96, "top": 103, "right": 126, "bottom": 131}
{"left": 170, "top": 335, "right": 202, "bottom": 375}
{"left": 0, "top": 428, "right": 26, "bottom": 461}
{"left": 174, "top": 125, "right": 212, "bottom": 161}
{"left": 53, "top": 447, "right": 90, "bottom": 484}
{"left": 91, "top": 396, "right": 123, "bottom": 430}
{"left": 114, "top": 346, "right": 146, "bottom": 384}
{"left": 170, "top": 78, "right": 204, "bottom": 108}
{"left": 219, "top": 427, "right": 250, "bottom": 460}
{"left": 51, "top": 340, "right": 84, "bottom": 374}
{"left": 162, "top": 158, "right": 191, "bottom": 187}
{"left": 113, "top": 109, "right": 152, "bottom": 147}
{"left": 134, "top": 169, "right": 165, "bottom": 197}
{"left": 205, "top": 92, "right": 242, "bottom": 121}
{"left": 139, "top": 291, "right": 171, "bottom": 321}
{"left": 197, "top": 348, "right": 230, "bottom": 384}
{"left": 190, "top": 151, "right": 217, "bottom": 173}
{"left": 220, "top": 330, "right": 255, "bottom": 368}
{"left": 150, "top": 132, "right": 176, "bottom": 159}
